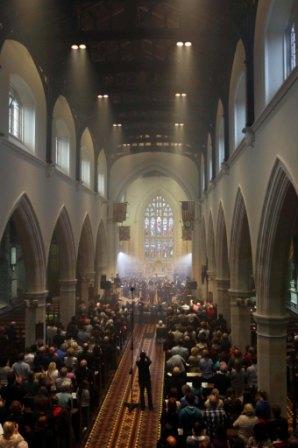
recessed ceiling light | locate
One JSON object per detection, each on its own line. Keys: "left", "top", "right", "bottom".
{"left": 113, "top": 124, "right": 117, "bottom": 127}
{"left": 103, "top": 94, "right": 109, "bottom": 98}
{"left": 98, "top": 95, "right": 103, "bottom": 99}
{"left": 185, "top": 42, "right": 192, "bottom": 47}
{"left": 117, "top": 123, "right": 122, "bottom": 127}
{"left": 175, "top": 93, "right": 181, "bottom": 97}
{"left": 79, "top": 44, "right": 86, "bottom": 49}
{"left": 176, "top": 42, "right": 184, "bottom": 47}
{"left": 181, "top": 93, "right": 187, "bottom": 97}
{"left": 71, "top": 44, "right": 79, "bottom": 50}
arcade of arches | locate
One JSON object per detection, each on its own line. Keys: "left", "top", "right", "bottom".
{"left": 0, "top": 0, "right": 297, "bottom": 446}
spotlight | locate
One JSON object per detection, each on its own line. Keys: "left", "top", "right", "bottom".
{"left": 79, "top": 44, "right": 87, "bottom": 49}
{"left": 103, "top": 94, "right": 109, "bottom": 98}
{"left": 181, "top": 93, "right": 187, "bottom": 97}
{"left": 113, "top": 123, "right": 122, "bottom": 127}
{"left": 117, "top": 123, "right": 122, "bottom": 127}
{"left": 71, "top": 44, "right": 79, "bottom": 50}
{"left": 175, "top": 123, "right": 184, "bottom": 127}
{"left": 98, "top": 95, "right": 103, "bottom": 99}
{"left": 175, "top": 93, "right": 181, "bottom": 97}
{"left": 175, "top": 123, "right": 179, "bottom": 127}
{"left": 113, "top": 124, "right": 117, "bottom": 127}
{"left": 185, "top": 41, "right": 192, "bottom": 47}
{"left": 176, "top": 41, "right": 184, "bottom": 47}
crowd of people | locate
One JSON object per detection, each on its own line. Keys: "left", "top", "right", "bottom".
{"left": 0, "top": 298, "right": 129, "bottom": 447}
{"left": 157, "top": 298, "right": 297, "bottom": 448}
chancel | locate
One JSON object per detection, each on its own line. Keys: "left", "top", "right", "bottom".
{"left": 0, "top": 1, "right": 297, "bottom": 447}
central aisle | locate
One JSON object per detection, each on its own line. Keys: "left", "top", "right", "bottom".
{"left": 85, "top": 324, "right": 165, "bottom": 448}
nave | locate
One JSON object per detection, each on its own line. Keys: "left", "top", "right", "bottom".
{"left": 86, "top": 323, "right": 165, "bottom": 448}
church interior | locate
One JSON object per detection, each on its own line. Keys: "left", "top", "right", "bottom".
{"left": 0, "top": 0, "right": 297, "bottom": 447}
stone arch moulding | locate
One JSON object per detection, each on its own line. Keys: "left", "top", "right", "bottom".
{"left": 77, "top": 214, "right": 95, "bottom": 274}
{"left": 207, "top": 211, "right": 216, "bottom": 273}
{"left": 50, "top": 206, "right": 76, "bottom": 280}
{"left": 113, "top": 161, "right": 196, "bottom": 202}
{"left": 255, "top": 158, "right": 298, "bottom": 314}
{"left": 229, "top": 188, "right": 253, "bottom": 291}
{"left": 216, "top": 202, "right": 230, "bottom": 280}
{"left": 4, "top": 193, "right": 47, "bottom": 292}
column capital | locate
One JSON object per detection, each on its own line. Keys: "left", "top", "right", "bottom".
{"left": 207, "top": 271, "right": 216, "bottom": 280}
{"left": 229, "top": 289, "right": 253, "bottom": 307}
{"left": 24, "top": 291, "right": 48, "bottom": 308}
{"left": 216, "top": 278, "right": 230, "bottom": 290}
{"left": 254, "top": 313, "right": 289, "bottom": 338}
{"left": 81, "top": 271, "right": 96, "bottom": 282}
{"left": 59, "top": 278, "right": 77, "bottom": 291}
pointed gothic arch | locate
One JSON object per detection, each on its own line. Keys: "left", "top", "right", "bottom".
{"left": 256, "top": 159, "right": 298, "bottom": 315}
{"left": 2, "top": 193, "right": 46, "bottom": 292}
{"left": 207, "top": 211, "right": 216, "bottom": 273}
{"left": 49, "top": 207, "right": 76, "bottom": 280}
{"left": 230, "top": 189, "right": 254, "bottom": 292}
{"left": 216, "top": 203, "right": 230, "bottom": 280}
{"left": 95, "top": 220, "right": 108, "bottom": 291}
{"left": 77, "top": 215, "right": 95, "bottom": 275}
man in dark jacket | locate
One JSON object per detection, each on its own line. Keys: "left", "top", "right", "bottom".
{"left": 136, "top": 351, "right": 153, "bottom": 410}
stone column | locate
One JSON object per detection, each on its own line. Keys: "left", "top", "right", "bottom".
{"left": 216, "top": 278, "right": 230, "bottom": 327}
{"left": 207, "top": 271, "right": 216, "bottom": 303}
{"left": 229, "top": 289, "right": 252, "bottom": 351}
{"left": 79, "top": 271, "right": 95, "bottom": 302}
{"left": 254, "top": 313, "right": 288, "bottom": 415}
{"left": 59, "top": 279, "right": 77, "bottom": 327}
{"left": 192, "top": 215, "right": 201, "bottom": 290}
{"left": 24, "top": 291, "right": 47, "bottom": 348}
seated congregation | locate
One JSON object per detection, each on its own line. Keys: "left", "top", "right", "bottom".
{"left": 0, "top": 299, "right": 129, "bottom": 447}
{"left": 158, "top": 300, "right": 297, "bottom": 448}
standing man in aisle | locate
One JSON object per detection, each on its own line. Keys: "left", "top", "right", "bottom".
{"left": 136, "top": 351, "right": 153, "bottom": 410}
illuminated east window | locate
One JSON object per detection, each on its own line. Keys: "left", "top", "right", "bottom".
{"left": 144, "top": 195, "right": 174, "bottom": 259}
{"left": 9, "top": 88, "right": 23, "bottom": 141}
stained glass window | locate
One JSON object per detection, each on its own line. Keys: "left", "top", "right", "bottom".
{"left": 144, "top": 195, "right": 174, "bottom": 259}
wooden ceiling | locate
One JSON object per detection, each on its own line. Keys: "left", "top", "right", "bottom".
{"left": 0, "top": 0, "right": 257, "bottom": 160}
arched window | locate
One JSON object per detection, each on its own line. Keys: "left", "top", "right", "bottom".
{"left": 9, "top": 88, "right": 23, "bottom": 140}
{"left": 215, "top": 100, "right": 225, "bottom": 174}
{"left": 80, "top": 128, "right": 94, "bottom": 189}
{"left": 285, "top": 21, "right": 297, "bottom": 77}
{"left": 54, "top": 119, "right": 70, "bottom": 174}
{"left": 144, "top": 195, "right": 174, "bottom": 259}
{"left": 207, "top": 135, "right": 213, "bottom": 182}
{"left": 52, "top": 96, "right": 76, "bottom": 178}
{"left": 81, "top": 145, "right": 92, "bottom": 187}
{"left": 260, "top": 1, "right": 298, "bottom": 106}
{"left": 229, "top": 40, "right": 247, "bottom": 153}
{"left": 201, "top": 153, "right": 205, "bottom": 195}
{"left": 8, "top": 76, "right": 36, "bottom": 152}
{"left": 97, "top": 150, "right": 107, "bottom": 197}
{"left": 234, "top": 72, "right": 247, "bottom": 148}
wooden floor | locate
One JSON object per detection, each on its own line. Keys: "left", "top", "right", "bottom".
{"left": 85, "top": 324, "right": 165, "bottom": 448}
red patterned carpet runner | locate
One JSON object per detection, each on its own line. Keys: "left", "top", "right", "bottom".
{"left": 85, "top": 324, "right": 165, "bottom": 448}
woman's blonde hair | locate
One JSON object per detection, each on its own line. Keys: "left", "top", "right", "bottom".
{"left": 48, "top": 362, "right": 57, "bottom": 372}
{"left": 3, "top": 421, "right": 16, "bottom": 439}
